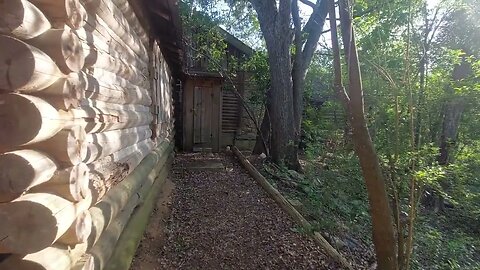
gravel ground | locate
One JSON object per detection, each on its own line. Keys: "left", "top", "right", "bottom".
{"left": 131, "top": 152, "right": 338, "bottom": 270}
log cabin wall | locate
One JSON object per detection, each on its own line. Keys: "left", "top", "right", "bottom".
{"left": 0, "top": 0, "right": 179, "bottom": 269}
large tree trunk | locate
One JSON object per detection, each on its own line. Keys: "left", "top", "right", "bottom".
{"left": 250, "top": 0, "right": 300, "bottom": 170}
{"left": 250, "top": 0, "right": 328, "bottom": 170}
{"left": 266, "top": 44, "right": 299, "bottom": 168}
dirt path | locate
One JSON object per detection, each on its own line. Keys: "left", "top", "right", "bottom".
{"left": 131, "top": 153, "right": 337, "bottom": 269}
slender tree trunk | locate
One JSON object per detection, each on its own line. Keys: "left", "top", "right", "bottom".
{"left": 253, "top": 107, "right": 271, "bottom": 154}
{"left": 415, "top": 2, "right": 429, "bottom": 148}
{"left": 330, "top": 1, "right": 398, "bottom": 268}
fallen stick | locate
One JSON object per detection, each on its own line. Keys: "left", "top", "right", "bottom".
{"left": 231, "top": 146, "right": 352, "bottom": 269}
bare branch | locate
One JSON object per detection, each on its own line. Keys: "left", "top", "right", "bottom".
{"left": 299, "top": 0, "right": 316, "bottom": 8}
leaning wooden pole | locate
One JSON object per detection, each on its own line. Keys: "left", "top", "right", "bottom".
{"left": 232, "top": 146, "right": 352, "bottom": 269}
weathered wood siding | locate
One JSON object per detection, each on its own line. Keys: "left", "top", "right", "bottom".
{"left": 0, "top": 0, "right": 175, "bottom": 268}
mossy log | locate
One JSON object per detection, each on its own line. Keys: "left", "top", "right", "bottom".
{"left": 82, "top": 159, "right": 170, "bottom": 270}
{"left": 105, "top": 156, "right": 172, "bottom": 270}
{"left": 86, "top": 141, "right": 172, "bottom": 248}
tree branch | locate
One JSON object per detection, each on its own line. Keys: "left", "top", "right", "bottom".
{"left": 300, "top": 0, "right": 328, "bottom": 72}
{"left": 299, "top": 0, "right": 316, "bottom": 8}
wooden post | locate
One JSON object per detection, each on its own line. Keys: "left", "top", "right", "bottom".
{"left": 27, "top": 27, "right": 85, "bottom": 73}
{"left": 0, "top": 192, "right": 91, "bottom": 254}
{"left": 0, "top": 150, "right": 58, "bottom": 203}
{"left": 29, "top": 0, "right": 87, "bottom": 29}
{"left": 0, "top": 0, "right": 51, "bottom": 39}
{"left": 0, "top": 36, "right": 63, "bottom": 92}
{"left": 0, "top": 94, "right": 66, "bottom": 148}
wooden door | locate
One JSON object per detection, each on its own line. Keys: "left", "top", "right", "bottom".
{"left": 192, "top": 85, "right": 221, "bottom": 151}
{"left": 183, "top": 77, "right": 222, "bottom": 152}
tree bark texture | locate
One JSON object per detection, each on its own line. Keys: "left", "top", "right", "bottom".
{"left": 250, "top": 0, "right": 328, "bottom": 170}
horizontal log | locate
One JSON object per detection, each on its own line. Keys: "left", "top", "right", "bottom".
{"left": 30, "top": 0, "right": 87, "bottom": 29}
{"left": 0, "top": 94, "right": 66, "bottom": 147}
{"left": 0, "top": 242, "right": 93, "bottom": 270}
{"left": 80, "top": 99, "right": 150, "bottom": 113}
{"left": 24, "top": 128, "right": 87, "bottom": 167}
{"left": 27, "top": 27, "right": 85, "bottom": 73}
{"left": 0, "top": 0, "right": 51, "bottom": 39}
{"left": 33, "top": 72, "right": 86, "bottom": 110}
{"left": 81, "top": 0, "right": 147, "bottom": 62}
{"left": 87, "top": 160, "right": 170, "bottom": 270}
{"left": 88, "top": 139, "right": 154, "bottom": 202}
{"left": 77, "top": 23, "right": 147, "bottom": 71}
{"left": 110, "top": 0, "right": 149, "bottom": 45}
{"left": 82, "top": 126, "right": 152, "bottom": 164}
{"left": 74, "top": 70, "right": 151, "bottom": 106}
{"left": 0, "top": 36, "right": 63, "bottom": 92}
{"left": 30, "top": 163, "right": 90, "bottom": 202}
{"left": 58, "top": 210, "right": 92, "bottom": 245}
{"left": 86, "top": 141, "right": 172, "bottom": 248}
{"left": 0, "top": 192, "right": 91, "bottom": 254}
{"left": 0, "top": 93, "right": 152, "bottom": 148}
{"left": 0, "top": 150, "right": 58, "bottom": 203}
{"left": 105, "top": 156, "right": 170, "bottom": 270}
{"left": 64, "top": 106, "right": 153, "bottom": 134}
{"left": 81, "top": 43, "right": 147, "bottom": 85}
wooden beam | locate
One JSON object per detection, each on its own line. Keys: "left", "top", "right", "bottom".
{"left": 58, "top": 210, "right": 92, "bottom": 245}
